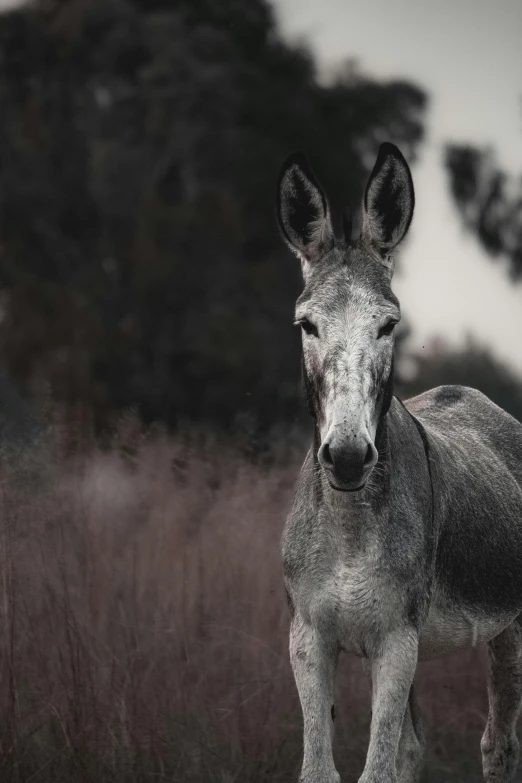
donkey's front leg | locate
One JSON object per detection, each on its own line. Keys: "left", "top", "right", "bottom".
{"left": 360, "top": 628, "right": 419, "bottom": 783}
{"left": 290, "top": 613, "right": 340, "bottom": 783}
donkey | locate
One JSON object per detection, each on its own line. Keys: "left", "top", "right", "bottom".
{"left": 276, "top": 142, "right": 522, "bottom": 783}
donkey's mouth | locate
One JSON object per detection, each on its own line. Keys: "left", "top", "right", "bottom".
{"left": 328, "top": 479, "right": 367, "bottom": 493}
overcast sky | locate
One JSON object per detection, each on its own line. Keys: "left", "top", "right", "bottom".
{"left": 0, "top": 0, "right": 24, "bottom": 10}
{"left": 274, "top": 0, "right": 522, "bottom": 375}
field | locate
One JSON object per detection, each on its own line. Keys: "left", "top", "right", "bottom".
{"left": 0, "top": 415, "right": 509, "bottom": 782}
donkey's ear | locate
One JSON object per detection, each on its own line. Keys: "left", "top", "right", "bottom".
{"left": 362, "top": 142, "right": 414, "bottom": 254}
{"left": 276, "top": 152, "right": 334, "bottom": 265}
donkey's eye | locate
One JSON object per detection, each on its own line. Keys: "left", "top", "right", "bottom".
{"left": 377, "top": 319, "right": 398, "bottom": 339}
{"left": 295, "top": 319, "right": 318, "bottom": 337}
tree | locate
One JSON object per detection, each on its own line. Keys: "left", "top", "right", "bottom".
{"left": 0, "top": 0, "right": 427, "bottom": 430}
{"left": 445, "top": 141, "right": 522, "bottom": 279}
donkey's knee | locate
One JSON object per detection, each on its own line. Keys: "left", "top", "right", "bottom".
{"left": 481, "top": 726, "right": 519, "bottom": 782}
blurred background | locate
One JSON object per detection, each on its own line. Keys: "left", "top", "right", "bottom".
{"left": 0, "top": 0, "right": 520, "bottom": 781}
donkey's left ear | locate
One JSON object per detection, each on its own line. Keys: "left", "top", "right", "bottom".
{"left": 362, "top": 142, "right": 415, "bottom": 255}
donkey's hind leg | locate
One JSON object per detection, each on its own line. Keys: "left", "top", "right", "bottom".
{"left": 481, "top": 619, "right": 522, "bottom": 782}
{"left": 396, "top": 685, "right": 425, "bottom": 783}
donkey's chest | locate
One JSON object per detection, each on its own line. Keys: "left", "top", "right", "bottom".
{"left": 290, "top": 554, "right": 403, "bottom": 657}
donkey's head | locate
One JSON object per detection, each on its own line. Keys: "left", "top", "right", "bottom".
{"left": 276, "top": 143, "right": 414, "bottom": 491}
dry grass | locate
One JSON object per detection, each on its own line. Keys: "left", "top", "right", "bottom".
{"left": 0, "top": 414, "right": 512, "bottom": 781}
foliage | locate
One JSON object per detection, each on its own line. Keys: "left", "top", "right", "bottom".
{"left": 0, "top": 0, "right": 426, "bottom": 429}
{"left": 445, "top": 143, "right": 522, "bottom": 279}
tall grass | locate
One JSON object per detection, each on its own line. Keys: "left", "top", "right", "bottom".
{"left": 0, "top": 415, "right": 509, "bottom": 781}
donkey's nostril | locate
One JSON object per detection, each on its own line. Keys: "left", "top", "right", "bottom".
{"left": 321, "top": 442, "right": 334, "bottom": 467}
{"left": 319, "top": 437, "right": 375, "bottom": 485}
{"left": 363, "top": 443, "right": 374, "bottom": 468}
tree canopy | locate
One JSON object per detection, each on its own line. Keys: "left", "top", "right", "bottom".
{"left": 0, "top": 0, "right": 427, "bottom": 430}
{"left": 445, "top": 142, "right": 522, "bottom": 280}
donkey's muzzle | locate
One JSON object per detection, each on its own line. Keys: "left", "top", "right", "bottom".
{"left": 318, "top": 435, "right": 377, "bottom": 491}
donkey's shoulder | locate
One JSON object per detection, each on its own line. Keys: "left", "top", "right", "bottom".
{"left": 407, "top": 386, "right": 522, "bottom": 617}
{"left": 404, "top": 384, "right": 521, "bottom": 432}
{"left": 402, "top": 385, "right": 522, "bottom": 474}
{"left": 404, "top": 384, "right": 522, "bottom": 488}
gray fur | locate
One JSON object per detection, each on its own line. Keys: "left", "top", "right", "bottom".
{"left": 276, "top": 143, "right": 522, "bottom": 782}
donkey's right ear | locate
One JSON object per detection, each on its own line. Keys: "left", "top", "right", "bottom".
{"left": 276, "top": 153, "right": 334, "bottom": 266}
